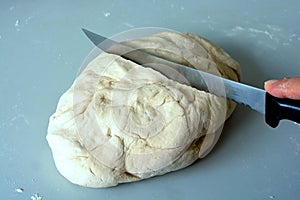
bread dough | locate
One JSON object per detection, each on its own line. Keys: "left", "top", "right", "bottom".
{"left": 46, "top": 32, "right": 240, "bottom": 188}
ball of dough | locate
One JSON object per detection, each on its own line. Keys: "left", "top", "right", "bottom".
{"left": 46, "top": 32, "right": 240, "bottom": 188}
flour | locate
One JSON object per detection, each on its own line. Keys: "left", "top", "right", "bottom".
{"left": 123, "top": 22, "right": 135, "bottom": 28}
{"left": 103, "top": 12, "right": 111, "bottom": 17}
{"left": 14, "top": 19, "right": 20, "bottom": 31}
{"left": 15, "top": 188, "right": 24, "bottom": 193}
{"left": 31, "top": 193, "right": 42, "bottom": 200}
{"left": 225, "top": 24, "right": 299, "bottom": 48}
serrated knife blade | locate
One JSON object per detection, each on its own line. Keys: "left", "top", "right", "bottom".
{"left": 82, "top": 28, "right": 300, "bottom": 128}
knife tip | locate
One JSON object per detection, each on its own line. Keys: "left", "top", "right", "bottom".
{"left": 81, "top": 28, "right": 89, "bottom": 34}
{"left": 81, "top": 28, "right": 108, "bottom": 47}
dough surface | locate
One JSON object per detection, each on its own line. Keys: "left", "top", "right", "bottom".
{"left": 46, "top": 32, "right": 240, "bottom": 187}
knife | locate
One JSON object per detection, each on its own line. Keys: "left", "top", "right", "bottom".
{"left": 82, "top": 28, "right": 300, "bottom": 128}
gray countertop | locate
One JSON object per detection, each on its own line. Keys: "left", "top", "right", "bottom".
{"left": 1, "top": 0, "right": 300, "bottom": 199}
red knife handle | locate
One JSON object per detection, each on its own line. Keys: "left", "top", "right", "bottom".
{"left": 265, "top": 92, "right": 300, "bottom": 128}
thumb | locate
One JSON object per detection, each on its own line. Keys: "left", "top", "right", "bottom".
{"left": 264, "top": 77, "right": 300, "bottom": 100}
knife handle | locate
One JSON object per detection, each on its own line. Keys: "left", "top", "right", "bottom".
{"left": 265, "top": 92, "right": 300, "bottom": 128}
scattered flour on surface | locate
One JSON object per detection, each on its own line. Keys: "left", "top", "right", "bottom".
{"left": 226, "top": 26, "right": 274, "bottom": 40}
{"left": 15, "top": 19, "right": 20, "bottom": 27}
{"left": 123, "top": 22, "right": 134, "bottom": 28}
{"left": 0, "top": 102, "right": 30, "bottom": 129}
{"left": 15, "top": 188, "right": 24, "bottom": 193}
{"left": 224, "top": 24, "right": 299, "bottom": 48}
{"left": 103, "top": 12, "right": 111, "bottom": 17}
{"left": 289, "top": 136, "right": 300, "bottom": 156}
{"left": 25, "top": 16, "right": 34, "bottom": 24}
{"left": 31, "top": 193, "right": 42, "bottom": 200}
{"left": 248, "top": 28, "right": 273, "bottom": 40}
{"left": 14, "top": 19, "right": 21, "bottom": 31}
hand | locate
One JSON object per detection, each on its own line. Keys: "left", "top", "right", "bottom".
{"left": 264, "top": 77, "right": 300, "bottom": 100}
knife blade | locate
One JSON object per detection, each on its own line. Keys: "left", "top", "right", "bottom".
{"left": 82, "top": 28, "right": 300, "bottom": 128}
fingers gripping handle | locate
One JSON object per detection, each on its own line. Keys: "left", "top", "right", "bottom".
{"left": 265, "top": 93, "right": 300, "bottom": 128}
